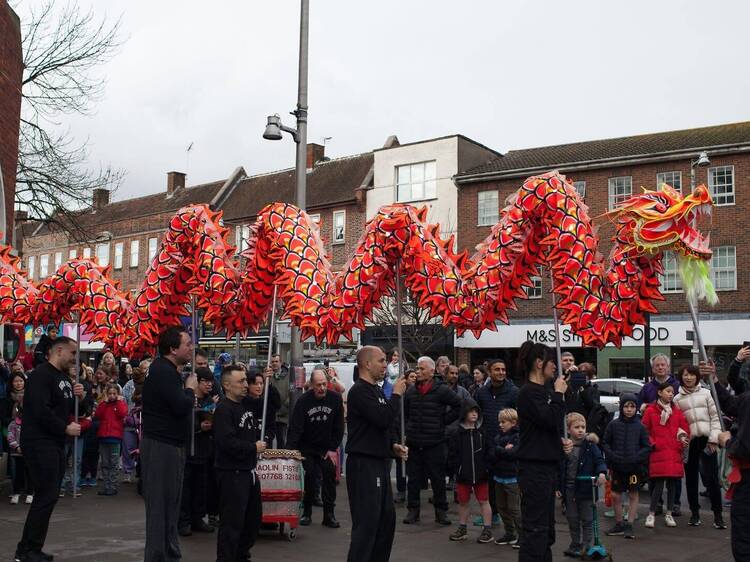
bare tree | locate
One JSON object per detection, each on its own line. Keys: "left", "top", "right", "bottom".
{"left": 371, "top": 290, "right": 453, "bottom": 363}
{"left": 14, "top": 0, "right": 124, "bottom": 238}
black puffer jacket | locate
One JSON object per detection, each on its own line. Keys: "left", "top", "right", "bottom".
{"left": 448, "top": 401, "right": 488, "bottom": 484}
{"left": 404, "top": 378, "right": 462, "bottom": 448}
{"left": 489, "top": 425, "right": 519, "bottom": 479}
{"left": 601, "top": 393, "right": 650, "bottom": 473}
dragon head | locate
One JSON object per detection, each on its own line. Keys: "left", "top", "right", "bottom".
{"left": 611, "top": 183, "right": 713, "bottom": 260}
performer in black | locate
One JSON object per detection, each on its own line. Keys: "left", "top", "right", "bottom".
{"left": 346, "top": 346, "right": 407, "bottom": 562}
{"left": 15, "top": 336, "right": 84, "bottom": 562}
{"left": 213, "top": 364, "right": 267, "bottom": 562}
{"left": 287, "top": 367, "right": 345, "bottom": 528}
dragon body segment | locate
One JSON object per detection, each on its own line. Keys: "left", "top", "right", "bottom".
{"left": 0, "top": 171, "right": 713, "bottom": 354}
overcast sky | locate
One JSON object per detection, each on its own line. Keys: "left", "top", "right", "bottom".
{"left": 17, "top": 0, "right": 750, "bottom": 201}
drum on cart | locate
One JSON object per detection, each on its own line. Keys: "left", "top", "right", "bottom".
{"left": 257, "top": 449, "right": 304, "bottom": 541}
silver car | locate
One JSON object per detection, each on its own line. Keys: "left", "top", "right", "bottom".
{"left": 592, "top": 378, "right": 645, "bottom": 414}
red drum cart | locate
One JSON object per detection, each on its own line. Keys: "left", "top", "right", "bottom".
{"left": 257, "top": 450, "right": 304, "bottom": 541}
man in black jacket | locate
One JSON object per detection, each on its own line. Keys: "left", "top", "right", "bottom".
{"left": 288, "top": 368, "right": 345, "bottom": 528}
{"left": 15, "top": 336, "right": 83, "bottom": 562}
{"left": 346, "top": 346, "right": 407, "bottom": 562}
{"left": 214, "top": 364, "right": 267, "bottom": 562}
{"left": 403, "top": 356, "right": 463, "bottom": 526}
{"left": 179, "top": 368, "right": 216, "bottom": 537}
{"left": 142, "top": 326, "right": 198, "bottom": 562}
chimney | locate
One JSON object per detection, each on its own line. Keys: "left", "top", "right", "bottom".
{"left": 167, "top": 171, "right": 186, "bottom": 197}
{"left": 14, "top": 210, "right": 28, "bottom": 222}
{"left": 92, "top": 188, "right": 110, "bottom": 210}
{"left": 306, "top": 143, "right": 325, "bottom": 170}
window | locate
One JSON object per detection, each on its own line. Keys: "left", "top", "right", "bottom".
{"left": 396, "top": 161, "right": 437, "bottom": 202}
{"left": 68, "top": 249, "right": 77, "bottom": 260}
{"left": 525, "top": 276, "right": 542, "bottom": 299}
{"left": 39, "top": 254, "right": 49, "bottom": 278}
{"left": 54, "top": 252, "right": 62, "bottom": 271}
{"left": 660, "top": 250, "right": 682, "bottom": 293}
{"left": 114, "top": 243, "right": 123, "bottom": 270}
{"left": 236, "top": 225, "right": 251, "bottom": 252}
{"left": 711, "top": 246, "right": 736, "bottom": 291}
{"left": 573, "top": 181, "right": 586, "bottom": 199}
{"left": 148, "top": 237, "right": 158, "bottom": 263}
{"left": 27, "top": 255, "right": 35, "bottom": 279}
{"left": 130, "top": 240, "right": 139, "bottom": 268}
{"left": 95, "top": 243, "right": 110, "bottom": 267}
{"left": 477, "top": 191, "right": 499, "bottom": 226}
{"left": 83, "top": 247, "right": 91, "bottom": 259}
{"left": 656, "top": 171, "right": 682, "bottom": 193}
{"left": 595, "top": 380, "right": 616, "bottom": 397}
{"left": 333, "top": 210, "right": 345, "bottom": 243}
{"left": 709, "top": 166, "right": 735, "bottom": 206}
{"left": 608, "top": 176, "right": 632, "bottom": 210}
{"left": 308, "top": 213, "right": 321, "bottom": 225}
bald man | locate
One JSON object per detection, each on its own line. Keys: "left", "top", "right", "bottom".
{"left": 346, "top": 346, "right": 407, "bottom": 562}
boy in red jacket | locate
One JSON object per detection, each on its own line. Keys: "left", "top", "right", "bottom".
{"left": 94, "top": 384, "right": 128, "bottom": 496}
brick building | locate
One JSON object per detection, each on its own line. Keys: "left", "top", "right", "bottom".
{"left": 0, "top": 0, "right": 22, "bottom": 243}
{"left": 454, "top": 121, "right": 750, "bottom": 379}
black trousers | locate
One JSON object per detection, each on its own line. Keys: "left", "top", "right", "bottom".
{"left": 206, "top": 463, "right": 219, "bottom": 518}
{"left": 216, "top": 469, "right": 261, "bottom": 562}
{"left": 518, "top": 460, "right": 558, "bottom": 562}
{"left": 303, "top": 454, "right": 336, "bottom": 514}
{"left": 406, "top": 442, "right": 447, "bottom": 511}
{"left": 273, "top": 422, "right": 287, "bottom": 449}
{"left": 685, "top": 436, "right": 723, "bottom": 514}
{"left": 180, "top": 460, "right": 209, "bottom": 527}
{"left": 346, "top": 455, "right": 395, "bottom": 562}
{"left": 16, "top": 440, "right": 65, "bottom": 557}
{"left": 732, "top": 470, "right": 750, "bottom": 562}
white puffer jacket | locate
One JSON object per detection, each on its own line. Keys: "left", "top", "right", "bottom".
{"left": 674, "top": 385, "right": 721, "bottom": 444}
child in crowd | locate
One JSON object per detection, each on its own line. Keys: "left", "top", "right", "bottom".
{"left": 602, "top": 393, "right": 651, "bottom": 539}
{"left": 7, "top": 406, "right": 33, "bottom": 504}
{"left": 642, "top": 381, "right": 690, "bottom": 529}
{"left": 490, "top": 408, "right": 521, "bottom": 548}
{"left": 448, "top": 402, "right": 493, "bottom": 544}
{"left": 559, "top": 412, "right": 607, "bottom": 558}
{"left": 94, "top": 383, "right": 128, "bottom": 496}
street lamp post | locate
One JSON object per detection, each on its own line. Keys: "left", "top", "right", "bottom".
{"left": 262, "top": 0, "right": 309, "bottom": 374}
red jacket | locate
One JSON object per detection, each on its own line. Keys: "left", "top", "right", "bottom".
{"left": 94, "top": 399, "right": 128, "bottom": 439}
{"left": 642, "top": 401, "right": 690, "bottom": 478}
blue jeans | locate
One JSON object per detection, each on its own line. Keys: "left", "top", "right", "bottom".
{"left": 61, "top": 438, "right": 84, "bottom": 492}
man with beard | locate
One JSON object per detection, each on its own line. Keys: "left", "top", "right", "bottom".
{"left": 346, "top": 346, "right": 407, "bottom": 562}
{"left": 287, "top": 368, "right": 345, "bottom": 528}
{"left": 214, "top": 366, "right": 273, "bottom": 562}
{"left": 15, "top": 336, "right": 84, "bottom": 562}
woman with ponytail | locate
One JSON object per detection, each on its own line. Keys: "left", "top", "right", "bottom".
{"left": 515, "top": 340, "right": 571, "bottom": 562}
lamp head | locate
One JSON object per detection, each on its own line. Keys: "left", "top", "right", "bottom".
{"left": 262, "top": 115, "right": 283, "bottom": 141}
{"left": 695, "top": 151, "right": 711, "bottom": 167}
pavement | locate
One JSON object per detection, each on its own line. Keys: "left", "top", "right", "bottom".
{"left": 0, "top": 481, "right": 734, "bottom": 562}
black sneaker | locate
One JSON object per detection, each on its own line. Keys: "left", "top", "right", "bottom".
{"left": 689, "top": 513, "right": 701, "bottom": 526}
{"left": 449, "top": 526, "right": 468, "bottom": 541}
{"left": 713, "top": 514, "right": 727, "bottom": 529}
{"left": 606, "top": 522, "right": 626, "bottom": 536}
{"left": 477, "top": 528, "right": 494, "bottom": 543}
{"left": 494, "top": 533, "right": 518, "bottom": 545}
{"left": 178, "top": 526, "right": 192, "bottom": 537}
{"left": 299, "top": 515, "right": 312, "bottom": 526}
{"left": 624, "top": 523, "right": 635, "bottom": 539}
{"left": 671, "top": 506, "right": 682, "bottom": 517}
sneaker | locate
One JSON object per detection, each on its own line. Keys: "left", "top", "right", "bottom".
{"left": 671, "top": 506, "right": 682, "bottom": 517}
{"left": 472, "top": 515, "right": 484, "bottom": 527}
{"left": 123, "top": 473, "right": 132, "bottom": 484}
{"left": 665, "top": 513, "right": 677, "bottom": 527}
{"left": 208, "top": 515, "right": 219, "bottom": 527}
{"left": 491, "top": 513, "right": 501, "bottom": 527}
{"left": 512, "top": 542, "right": 520, "bottom": 549}
{"left": 713, "top": 514, "right": 727, "bottom": 530}
{"left": 10, "top": 494, "right": 19, "bottom": 505}
{"left": 25, "top": 495, "right": 33, "bottom": 504}
{"left": 645, "top": 514, "right": 655, "bottom": 528}
{"left": 494, "top": 533, "right": 518, "bottom": 545}
{"left": 477, "top": 528, "right": 494, "bottom": 543}
{"left": 563, "top": 547, "right": 582, "bottom": 557}
{"left": 58, "top": 490, "right": 65, "bottom": 498}
{"left": 449, "top": 526, "right": 468, "bottom": 541}
{"left": 689, "top": 513, "right": 701, "bottom": 526}
{"left": 624, "top": 523, "right": 635, "bottom": 539}
{"left": 606, "top": 522, "right": 626, "bottom": 536}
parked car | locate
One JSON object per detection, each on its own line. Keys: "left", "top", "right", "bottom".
{"left": 593, "top": 378, "right": 645, "bottom": 414}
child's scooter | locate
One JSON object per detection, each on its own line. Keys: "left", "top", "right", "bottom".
{"left": 578, "top": 475, "right": 613, "bottom": 561}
